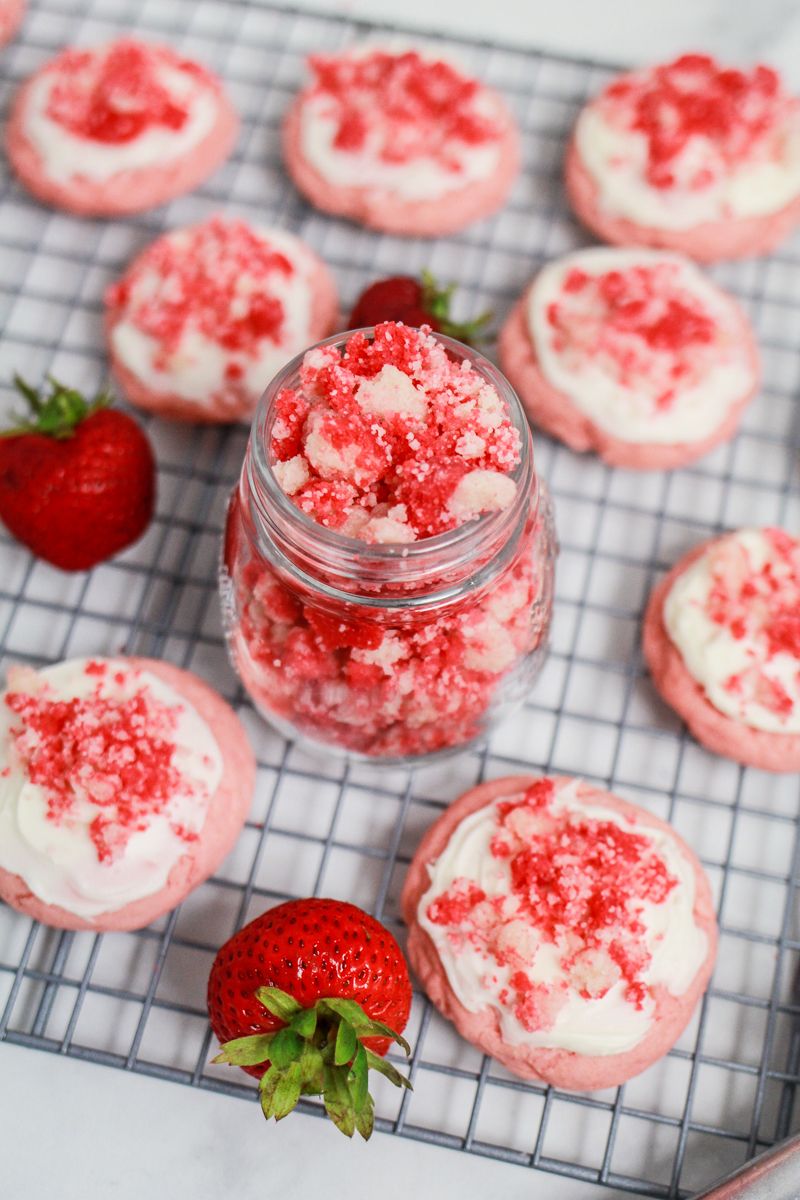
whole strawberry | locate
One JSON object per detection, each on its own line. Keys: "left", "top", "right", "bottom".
{"left": 349, "top": 270, "right": 491, "bottom": 345}
{"left": 207, "top": 897, "right": 413, "bottom": 1139}
{"left": 0, "top": 375, "right": 155, "bottom": 571}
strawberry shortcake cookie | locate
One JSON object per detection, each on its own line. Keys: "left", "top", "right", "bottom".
{"left": 402, "top": 775, "right": 717, "bottom": 1091}
{"left": 0, "top": 0, "right": 24, "bottom": 46}
{"left": 566, "top": 54, "right": 800, "bottom": 261}
{"left": 498, "top": 247, "right": 759, "bottom": 469}
{"left": 643, "top": 528, "right": 800, "bottom": 771}
{"left": 105, "top": 217, "right": 339, "bottom": 423}
{"left": 0, "top": 657, "right": 255, "bottom": 931}
{"left": 283, "top": 45, "right": 520, "bottom": 236}
{"left": 6, "top": 38, "right": 238, "bottom": 215}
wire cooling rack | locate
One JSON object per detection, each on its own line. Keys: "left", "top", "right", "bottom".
{"left": 2, "top": 1, "right": 800, "bottom": 1195}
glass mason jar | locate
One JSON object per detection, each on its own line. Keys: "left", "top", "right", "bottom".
{"left": 220, "top": 331, "right": 556, "bottom": 765}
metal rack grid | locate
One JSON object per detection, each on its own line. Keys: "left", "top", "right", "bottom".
{"left": 1, "top": 1, "right": 800, "bottom": 1194}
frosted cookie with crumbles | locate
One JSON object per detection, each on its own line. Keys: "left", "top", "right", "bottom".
{"left": 566, "top": 54, "right": 800, "bottom": 261}
{"left": 0, "top": 657, "right": 255, "bottom": 931}
{"left": 105, "top": 217, "right": 339, "bottom": 423}
{"left": 401, "top": 774, "right": 717, "bottom": 1091}
{"left": 6, "top": 38, "right": 238, "bottom": 215}
{"left": 643, "top": 528, "right": 800, "bottom": 771}
{"left": 283, "top": 44, "right": 520, "bottom": 236}
{"left": 498, "top": 247, "right": 759, "bottom": 469}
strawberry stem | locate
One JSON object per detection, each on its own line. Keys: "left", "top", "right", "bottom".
{"left": 3, "top": 375, "right": 112, "bottom": 439}
{"left": 420, "top": 270, "right": 493, "bottom": 346}
{"left": 213, "top": 986, "right": 412, "bottom": 1140}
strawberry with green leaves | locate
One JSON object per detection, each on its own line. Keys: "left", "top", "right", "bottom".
{"left": 0, "top": 375, "right": 155, "bottom": 571}
{"left": 207, "top": 897, "right": 413, "bottom": 1140}
{"left": 349, "top": 271, "right": 491, "bottom": 345}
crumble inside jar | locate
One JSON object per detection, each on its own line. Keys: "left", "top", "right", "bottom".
{"left": 270, "top": 321, "right": 521, "bottom": 541}
{"left": 226, "top": 323, "right": 553, "bottom": 760}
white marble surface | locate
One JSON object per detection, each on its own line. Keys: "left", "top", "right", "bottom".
{"left": 4, "top": 4, "right": 795, "bottom": 1200}
{"left": 290, "top": 0, "right": 800, "bottom": 86}
{"left": 0, "top": 1044, "right": 630, "bottom": 1200}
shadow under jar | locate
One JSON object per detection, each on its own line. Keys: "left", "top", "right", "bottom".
{"left": 221, "top": 329, "right": 556, "bottom": 765}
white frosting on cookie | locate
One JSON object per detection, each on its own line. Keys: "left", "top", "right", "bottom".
{"left": 109, "top": 225, "right": 316, "bottom": 415}
{"left": 0, "top": 658, "right": 223, "bottom": 918}
{"left": 664, "top": 528, "right": 800, "bottom": 733}
{"left": 418, "top": 778, "right": 708, "bottom": 1057}
{"left": 576, "top": 61, "right": 800, "bottom": 230}
{"left": 24, "top": 53, "right": 218, "bottom": 184}
{"left": 527, "top": 248, "right": 755, "bottom": 445}
{"left": 298, "top": 46, "right": 505, "bottom": 201}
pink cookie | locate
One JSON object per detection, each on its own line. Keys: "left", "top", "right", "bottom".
{"left": 498, "top": 247, "right": 759, "bottom": 469}
{"left": 566, "top": 54, "right": 800, "bottom": 262}
{"left": 643, "top": 528, "right": 800, "bottom": 772}
{"left": 106, "top": 217, "right": 339, "bottom": 424}
{"left": 0, "top": 0, "right": 24, "bottom": 46}
{"left": 6, "top": 39, "right": 238, "bottom": 216}
{"left": 402, "top": 774, "right": 717, "bottom": 1091}
{"left": 0, "top": 656, "right": 255, "bottom": 931}
{"left": 283, "top": 45, "right": 520, "bottom": 236}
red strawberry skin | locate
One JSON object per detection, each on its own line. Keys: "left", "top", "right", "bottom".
{"left": 0, "top": 408, "right": 155, "bottom": 571}
{"left": 207, "top": 898, "right": 412, "bottom": 1078}
{"left": 349, "top": 276, "right": 438, "bottom": 332}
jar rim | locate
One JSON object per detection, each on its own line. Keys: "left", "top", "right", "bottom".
{"left": 247, "top": 326, "right": 536, "bottom": 580}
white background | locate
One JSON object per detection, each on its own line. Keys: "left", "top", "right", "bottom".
{"left": 3, "top": 3, "right": 797, "bottom": 1199}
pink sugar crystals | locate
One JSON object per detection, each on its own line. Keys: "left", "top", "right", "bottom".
{"left": 270, "top": 323, "right": 520, "bottom": 541}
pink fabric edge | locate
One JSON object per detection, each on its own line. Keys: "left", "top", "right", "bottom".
{"left": 498, "top": 287, "right": 760, "bottom": 469}
{"left": 564, "top": 134, "right": 800, "bottom": 262}
{"left": 105, "top": 245, "right": 340, "bottom": 423}
{"left": 281, "top": 95, "right": 520, "bottom": 237}
{"left": 6, "top": 73, "right": 239, "bottom": 216}
{"left": 400, "top": 774, "right": 718, "bottom": 1091}
{"left": 643, "top": 542, "right": 800, "bottom": 772}
{"left": 0, "top": 0, "right": 25, "bottom": 45}
{"left": 0, "top": 657, "right": 256, "bottom": 931}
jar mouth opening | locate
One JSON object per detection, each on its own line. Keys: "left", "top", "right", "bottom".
{"left": 249, "top": 326, "right": 536, "bottom": 564}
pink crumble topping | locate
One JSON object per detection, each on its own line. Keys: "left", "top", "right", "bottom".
{"left": 704, "top": 528, "right": 800, "bottom": 716}
{"left": 544, "top": 259, "right": 725, "bottom": 410}
{"left": 271, "top": 322, "right": 521, "bottom": 541}
{"left": 598, "top": 54, "right": 794, "bottom": 190}
{"left": 426, "top": 782, "right": 678, "bottom": 1029}
{"left": 44, "top": 41, "right": 211, "bottom": 144}
{"left": 106, "top": 218, "right": 295, "bottom": 365}
{"left": 5, "top": 670, "right": 199, "bottom": 865}
{"left": 305, "top": 49, "right": 505, "bottom": 171}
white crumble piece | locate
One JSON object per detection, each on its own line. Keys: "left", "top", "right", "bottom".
{"left": 448, "top": 470, "right": 517, "bottom": 522}
{"left": 302, "top": 409, "right": 381, "bottom": 485}
{"left": 455, "top": 431, "right": 487, "bottom": 459}
{"left": 461, "top": 614, "right": 518, "bottom": 672}
{"left": 362, "top": 515, "right": 416, "bottom": 544}
{"left": 272, "top": 454, "right": 309, "bottom": 495}
{"left": 355, "top": 364, "right": 429, "bottom": 421}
